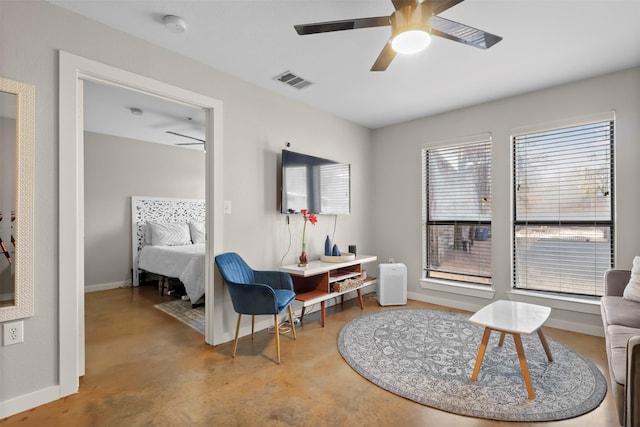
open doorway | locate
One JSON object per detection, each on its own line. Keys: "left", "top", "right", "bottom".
{"left": 59, "top": 51, "right": 224, "bottom": 397}
{"left": 82, "top": 80, "right": 206, "bottom": 297}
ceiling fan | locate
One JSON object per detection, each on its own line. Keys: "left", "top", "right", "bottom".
{"left": 294, "top": 0, "right": 502, "bottom": 71}
{"left": 166, "top": 131, "right": 205, "bottom": 146}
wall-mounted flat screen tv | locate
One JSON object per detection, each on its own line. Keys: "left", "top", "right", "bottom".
{"left": 281, "top": 150, "right": 350, "bottom": 215}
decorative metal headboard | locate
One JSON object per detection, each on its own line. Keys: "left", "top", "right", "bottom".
{"left": 130, "top": 196, "right": 205, "bottom": 286}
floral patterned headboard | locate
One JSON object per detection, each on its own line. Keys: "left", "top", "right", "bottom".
{"left": 130, "top": 196, "right": 205, "bottom": 286}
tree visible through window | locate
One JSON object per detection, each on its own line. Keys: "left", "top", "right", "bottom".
{"left": 423, "top": 138, "right": 492, "bottom": 285}
{"left": 513, "top": 119, "right": 614, "bottom": 296}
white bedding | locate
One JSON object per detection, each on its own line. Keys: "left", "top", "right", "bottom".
{"left": 138, "top": 243, "right": 205, "bottom": 304}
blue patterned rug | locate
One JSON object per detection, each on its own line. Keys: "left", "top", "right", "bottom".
{"left": 154, "top": 299, "right": 205, "bottom": 335}
{"left": 338, "top": 308, "right": 606, "bottom": 422}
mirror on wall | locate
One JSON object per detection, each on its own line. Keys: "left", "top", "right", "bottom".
{"left": 0, "top": 90, "right": 16, "bottom": 307}
{"left": 0, "top": 77, "right": 34, "bottom": 321}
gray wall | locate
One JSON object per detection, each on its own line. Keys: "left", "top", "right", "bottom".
{"left": 84, "top": 132, "right": 205, "bottom": 289}
{"left": 371, "top": 67, "right": 640, "bottom": 335}
{"left": 0, "top": 0, "right": 372, "bottom": 411}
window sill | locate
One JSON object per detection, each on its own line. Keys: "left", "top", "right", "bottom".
{"left": 420, "top": 278, "right": 495, "bottom": 300}
{"left": 419, "top": 280, "right": 601, "bottom": 315}
{"left": 507, "top": 290, "right": 601, "bottom": 315}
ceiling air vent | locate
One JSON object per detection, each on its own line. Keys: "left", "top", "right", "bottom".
{"left": 273, "top": 70, "right": 313, "bottom": 90}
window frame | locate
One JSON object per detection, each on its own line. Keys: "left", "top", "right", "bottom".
{"left": 422, "top": 133, "right": 493, "bottom": 286}
{"left": 510, "top": 113, "right": 615, "bottom": 297}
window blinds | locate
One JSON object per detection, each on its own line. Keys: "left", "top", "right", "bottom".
{"left": 513, "top": 120, "right": 614, "bottom": 296}
{"left": 424, "top": 139, "right": 492, "bottom": 285}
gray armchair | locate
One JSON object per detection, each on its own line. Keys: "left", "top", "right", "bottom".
{"left": 601, "top": 269, "right": 640, "bottom": 426}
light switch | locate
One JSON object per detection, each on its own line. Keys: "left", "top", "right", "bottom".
{"left": 223, "top": 200, "right": 232, "bottom": 214}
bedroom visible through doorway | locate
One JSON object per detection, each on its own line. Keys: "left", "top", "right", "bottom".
{"left": 82, "top": 81, "right": 206, "bottom": 299}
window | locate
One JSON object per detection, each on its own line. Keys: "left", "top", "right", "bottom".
{"left": 513, "top": 118, "right": 614, "bottom": 296}
{"left": 423, "top": 136, "right": 492, "bottom": 285}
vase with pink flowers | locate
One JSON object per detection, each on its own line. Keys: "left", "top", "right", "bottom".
{"left": 298, "top": 208, "right": 317, "bottom": 267}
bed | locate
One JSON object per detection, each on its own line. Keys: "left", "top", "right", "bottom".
{"left": 131, "top": 196, "right": 206, "bottom": 304}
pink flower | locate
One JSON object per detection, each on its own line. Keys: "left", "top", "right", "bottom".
{"left": 300, "top": 209, "right": 317, "bottom": 252}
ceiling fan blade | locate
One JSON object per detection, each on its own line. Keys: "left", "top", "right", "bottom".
{"left": 391, "top": 0, "right": 417, "bottom": 10}
{"left": 295, "top": 16, "right": 390, "bottom": 35}
{"left": 392, "top": 0, "right": 463, "bottom": 13}
{"left": 166, "top": 131, "right": 205, "bottom": 143}
{"left": 431, "top": 16, "right": 502, "bottom": 49}
{"left": 371, "top": 42, "right": 397, "bottom": 72}
{"left": 430, "top": 0, "right": 465, "bottom": 15}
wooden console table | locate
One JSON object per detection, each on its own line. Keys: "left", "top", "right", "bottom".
{"left": 280, "top": 255, "right": 377, "bottom": 327}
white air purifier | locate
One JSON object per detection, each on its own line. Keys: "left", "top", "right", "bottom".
{"left": 377, "top": 263, "right": 407, "bottom": 306}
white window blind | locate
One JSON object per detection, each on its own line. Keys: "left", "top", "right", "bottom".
{"left": 423, "top": 138, "right": 492, "bottom": 285}
{"left": 513, "top": 119, "right": 614, "bottom": 296}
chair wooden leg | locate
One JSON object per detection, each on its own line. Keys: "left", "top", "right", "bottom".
{"left": 288, "top": 305, "right": 297, "bottom": 340}
{"left": 233, "top": 313, "right": 242, "bottom": 358}
{"left": 251, "top": 315, "right": 255, "bottom": 340}
{"left": 274, "top": 314, "right": 281, "bottom": 364}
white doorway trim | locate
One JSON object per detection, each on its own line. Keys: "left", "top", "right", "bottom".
{"left": 58, "top": 51, "right": 224, "bottom": 397}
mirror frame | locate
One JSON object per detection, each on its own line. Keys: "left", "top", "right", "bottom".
{"left": 0, "top": 77, "right": 34, "bottom": 321}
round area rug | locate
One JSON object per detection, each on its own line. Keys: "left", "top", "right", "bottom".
{"left": 338, "top": 308, "right": 606, "bottom": 422}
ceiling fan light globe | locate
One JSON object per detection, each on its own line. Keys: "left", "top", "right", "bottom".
{"left": 392, "top": 30, "right": 431, "bottom": 55}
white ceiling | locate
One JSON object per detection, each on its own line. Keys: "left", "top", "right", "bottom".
{"left": 83, "top": 81, "right": 206, "bottom": 149}
{"left": 53, "top": 0, "right": 640, "bottom": 131}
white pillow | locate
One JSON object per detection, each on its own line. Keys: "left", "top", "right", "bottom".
{"left": 623, "top": 256, "right": 640, "bottom": 302}
{"left": 189, "top": 221, "right": 206, "bottom": 244}
{"left": 142, "top": 223, "right": 152, "bottom": 245}
{"left": 148, "top": 222, "right": 191, "bottom": 246}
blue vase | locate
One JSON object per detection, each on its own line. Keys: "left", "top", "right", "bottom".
{"left": 332, "top": 244, "right": 341, "bottom": 256}
{"left": 325, "top": 235, "right": 332, "bottom": 256}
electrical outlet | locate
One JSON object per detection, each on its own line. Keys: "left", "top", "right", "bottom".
{"left": 3, "top": 320, "right": 24, "bottom": 346}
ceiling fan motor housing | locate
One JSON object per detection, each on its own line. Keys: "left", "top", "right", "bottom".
{"left": 391, "top": 4, "right": 433, "bottom": 39}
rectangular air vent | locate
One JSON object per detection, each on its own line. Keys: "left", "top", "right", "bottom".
{"left": 273, "top": 70, "right": 313, "bottom": 90}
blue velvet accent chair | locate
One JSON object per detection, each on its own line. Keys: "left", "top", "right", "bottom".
{"left": 214, "top": 252, "right": 297, "bottom": 364}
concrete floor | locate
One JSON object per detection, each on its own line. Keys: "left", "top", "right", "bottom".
{"left": 0, "top": 286, "right": 619, "bottom": 426}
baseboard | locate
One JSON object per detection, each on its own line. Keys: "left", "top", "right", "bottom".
{"left": 407, "top": 291, "right": 605, "bottom": 337}
{"left": 84, "top": 281, "right": 131, "bottom": 293}
{"left": 0, "top": 385, "right": 61, "bottom": 420}
{"left": 408, "top": 291, "right": 481, "bottom": 313}
{"left": 543, "top": 317, "right": 604, "bottom": 337}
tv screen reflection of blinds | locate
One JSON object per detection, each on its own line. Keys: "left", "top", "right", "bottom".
{"left": 281, "top": 150, "right": 350, "bottom": 215}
